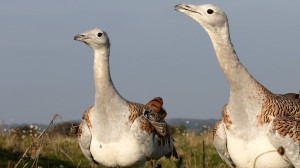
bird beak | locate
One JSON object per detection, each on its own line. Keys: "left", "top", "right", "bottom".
{"left": 174, "top": 4, "right": 185, "bottom": 12}
{"left": 175, "top": 4, "right": 190, "bottom": 13}
{"left": 174, "top": 4, "right": 201, "bottom": 15}
{"left": 74, "top": 34, "right": 87, "bottom": 41}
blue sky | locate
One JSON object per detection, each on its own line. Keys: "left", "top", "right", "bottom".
{"left": 1, "top": 1, "right": 299, "bottom": 124}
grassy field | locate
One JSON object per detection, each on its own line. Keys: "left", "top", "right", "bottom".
{"left": 0, "top": 120, "right": 229, "bottom": 168}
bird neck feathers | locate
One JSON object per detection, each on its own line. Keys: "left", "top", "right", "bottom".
{"left": 93, "top": 49, "right": 123, "bottom": 107}
{"left": 208, "top": 27, "right": 264, "bottom": 93}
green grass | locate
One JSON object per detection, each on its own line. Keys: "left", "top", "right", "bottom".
{"left": 0, "top": 124, "right": 229, "bottom": 168}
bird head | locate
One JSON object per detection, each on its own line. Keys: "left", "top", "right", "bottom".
{"left": 74, "top": 28, "right": 110, "bottom": 50}
{"left": 175, "top": 4, "right": 228, "bottom": 33}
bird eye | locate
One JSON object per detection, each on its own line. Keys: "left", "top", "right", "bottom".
{"left": 207, "top": 9, "right": 214, "bottom": 14}
{"left": 97, "top": 32, "right": 103, "bottom": 37}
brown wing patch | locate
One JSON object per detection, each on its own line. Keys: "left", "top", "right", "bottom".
{"left": 140, "top": 109, "right": 167, "bottom": 136}
{"left": 127, "top": 97, "right": 167, "bottom": 123}
{"left": 77, "top": 123, "right": 83, "bottom": 138}
{"left": 257, "top": 89, "right": 300, "bottom": 126}
{"left": 250, "top": 78, "right": 300, "bottom": 126}
{"left": 77, "top": 105, "right": 93, "bottom": 138}
{"left": 146, "top": 97, "right": 163, "bottom": 111}
{"left": 146, "top": 97, "right": 167, "bottom": 118}
{"left": 127, "top": 98, "right": 173, "bottom": 147}
{"left": 82, "top": 106, "right": 93, "bottom": 129}
{"left": 222, "top": 104, "right": 232, "bottom": 130}
{"left": 139, "top": 116, "right": 156, "bottom": 134}
{"left": 271, "top": 117, "right": 300, "bottom": 153}
{"left": 127, "top": 101, "right": 148, "bottom": 123}
{"left": 213, "top": 120, "right": 222, "bottom": 138}
{"left": 140, "top": 117, "right": 171, "bottom": 147}
{"left": 138, "top": 114, "right": 171, "bottom": 147}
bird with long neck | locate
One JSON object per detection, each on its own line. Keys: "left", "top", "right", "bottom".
{"left": 72, "top": 28, "right": 177, "bottom": 167}
{"left": 176, "top": 4, "right": 300, "bottom": 168}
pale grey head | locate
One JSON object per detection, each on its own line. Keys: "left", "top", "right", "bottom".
{"left": 74, "top": 28, "right": 110, "bottom": 50}
{"left": 175, "top": 4, "right": 228, "bottom": 33}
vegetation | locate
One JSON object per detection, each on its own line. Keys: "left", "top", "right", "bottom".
{"left": 0, "top": 117, "right": 229, "bottom": 168}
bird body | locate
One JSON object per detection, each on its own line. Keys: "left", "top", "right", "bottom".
{"left": 72, "top": 29, "right": 177, "bottom": 167}
{"left": 176, "top": 4, "right": 300, "bottom": 168}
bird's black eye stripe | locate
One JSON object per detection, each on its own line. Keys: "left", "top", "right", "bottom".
{"left": 207, "top": 9, "right": 214, "bottom": 14}
{"left": 97, "top": 32, "right": 103, "bottom": 37}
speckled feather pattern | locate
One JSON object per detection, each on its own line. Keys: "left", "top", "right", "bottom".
{"left": 126, "top": 98, "right": 173, "bottom": 147}
{"left": 221, "top": 104, "right": 232, "bottom": 130}
{"left": 77, "top": 105, "right": 93, "bottom": 138}
{"left": 127, "top": 102, "right": 147, "bottom": 123}
{"left": 256, "top": 86, "right": 300, "bottom": 126}
{"left": 271, "top": 117, "right": 300, "bottom": 152}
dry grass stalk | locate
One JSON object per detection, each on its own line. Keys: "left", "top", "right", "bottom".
{"left": 13, "top": 114, "right": 62, "bottom": 168}
{"left": 30, "top": 158, "right": 37, "bottom": 168}
{"left": 59, "top": 148, "right": 74, "bottom": 163}
{"left": 6, "top": 160, "right": 11, "bottom": 168}
{"left": 76, "top": 160, "right": 81, "bottom": 168}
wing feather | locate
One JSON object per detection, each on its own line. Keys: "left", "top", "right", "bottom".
{"left": 213, "top": 120, "right": 236, "bottom": 168}
{"left": 268, "top": 116, "right": 300, "bottom": 167}
{"left": 70, "top": 106, "right": 98, "bottom": 164}
{"left": 127, "top": 97, "right": 178, "bottom": 159}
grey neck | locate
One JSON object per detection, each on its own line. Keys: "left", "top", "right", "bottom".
{"left": 206, "top": 26, "right": 265, "bottom": 93}
{"left": 93, "top": 48, "right": 124, "bottom": 108}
